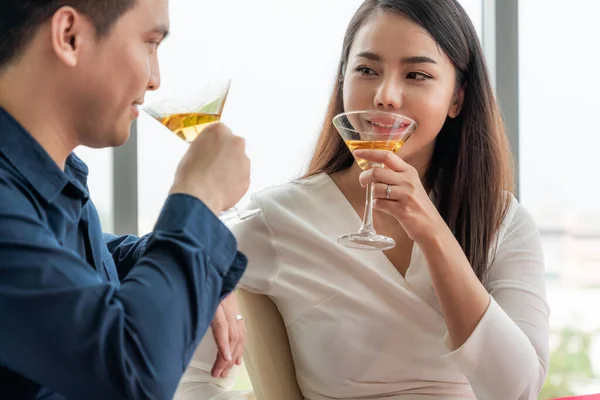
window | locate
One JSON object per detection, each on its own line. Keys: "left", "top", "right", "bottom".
{"left": 74, "top": 146, "right": 113, "bottom": 233}
{"left": 137, "top": 0, "right": 367, "bottom": 233}
{"left": 458, "top": 0, "right": 482, "bottom": 38}
{"left": 519, "top": 0, "right": 600, "bottom": 396}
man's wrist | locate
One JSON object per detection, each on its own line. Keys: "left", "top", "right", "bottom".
{"left": 169, "top": 183, "right": 222, "bottom": 215}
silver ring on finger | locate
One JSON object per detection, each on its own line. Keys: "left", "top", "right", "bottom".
{"left": 234, "top": 314, "right": 244, "bottom": 321}
{"left": 385, "top": 184, "right": 392, "bottom": 200}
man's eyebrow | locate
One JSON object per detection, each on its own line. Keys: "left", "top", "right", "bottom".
{"left": 149, "top": 25, "right": 170, "bottom": 39}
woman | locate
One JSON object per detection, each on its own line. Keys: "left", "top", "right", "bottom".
{"left": 176, "top": 0, "right": 549, "bottom": 399}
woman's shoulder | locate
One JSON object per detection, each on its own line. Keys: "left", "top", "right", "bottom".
{"left": 251, "top": 172, "right": 333, "bottom": 208}
{"left": 496, "top": 192, "right": 539, "bottom": 245}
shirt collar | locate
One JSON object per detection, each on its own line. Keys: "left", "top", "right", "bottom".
{"left": 0, "top": 107, "right": 89, "bottom": 204}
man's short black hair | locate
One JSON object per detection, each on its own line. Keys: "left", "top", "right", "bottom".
{"left": 0, "top": 0, "right": 136, "bottom": 68}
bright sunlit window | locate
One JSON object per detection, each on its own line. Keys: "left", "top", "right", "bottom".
{"left": 520, "top": 0, "right": 600, "bottom": 396}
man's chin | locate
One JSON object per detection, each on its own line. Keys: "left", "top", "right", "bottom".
{"left": 113, "top": 130, "right": 131, "bottom": 147}
{"left": 111, "top": 120, "right": 134, "bottom": 147}
{"left": 90, "top": 130, "right": 130, "bottom": 149}
{"left": 79, "top": 122, "right": 131, "bottom": 149}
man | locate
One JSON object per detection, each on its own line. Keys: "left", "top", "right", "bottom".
{"left": 0, "top": 0, "right": 248, "bottom": 398}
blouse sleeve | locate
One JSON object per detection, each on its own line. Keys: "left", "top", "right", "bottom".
{"left": 440, "top": 201, "right": 550, "bottom": 399}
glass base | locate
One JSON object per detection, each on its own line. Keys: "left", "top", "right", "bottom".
{"left": 338, "top": 232, "right": 396, "bottom": 251}
{"left": 219, "top": 207, "right": 261, "bottom": 226}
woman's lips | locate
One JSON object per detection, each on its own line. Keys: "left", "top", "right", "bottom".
{"left": 365, "top": 118, "right": 412, "bottom": 134}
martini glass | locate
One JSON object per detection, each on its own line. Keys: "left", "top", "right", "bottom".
{"left": 144, "top": 79, "right": 260, "bottom": 225}
{"left": 333, "top": 110, "right": 417, "bottom": 250}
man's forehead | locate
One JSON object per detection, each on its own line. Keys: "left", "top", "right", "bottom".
{"left": 127, "top": 0, "right": 170, "bottom": 26}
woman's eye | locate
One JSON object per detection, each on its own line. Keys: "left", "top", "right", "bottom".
{"left": 406, "top": 72, "right": 432, "bottom": 81}
{"left": 356, "top": 66, "right": 377, "bottom": 76}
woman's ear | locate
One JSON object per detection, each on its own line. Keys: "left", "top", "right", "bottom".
{"left": 448, "top": 85, "right": 465, "bottom": 118}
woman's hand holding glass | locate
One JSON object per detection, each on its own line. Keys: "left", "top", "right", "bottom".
{"left": 356, "top": 149, "right": 447, "bottom": 244}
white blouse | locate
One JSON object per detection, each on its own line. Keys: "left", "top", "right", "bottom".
{"left": 175, "top": 173, "right": 550, "bottom": 400}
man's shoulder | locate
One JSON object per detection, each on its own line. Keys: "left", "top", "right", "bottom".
{"left": 0, "top": 150, "right": 29, "bottom": 184}
{"left": 0, "top": 159, "right": 40, "bottom": 215}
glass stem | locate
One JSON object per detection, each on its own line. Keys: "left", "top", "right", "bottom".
{"left": 358, "top": 183, "right": 376, "bottom": 235}
{"left": 218, "top": 207, "right": 238, "bottom": 222}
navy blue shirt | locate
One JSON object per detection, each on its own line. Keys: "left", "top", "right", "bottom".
{"left": 0, "top": 107, "right": 247, "bottom": 399}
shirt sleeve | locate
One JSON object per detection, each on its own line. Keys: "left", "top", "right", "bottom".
{"left": 174, "top": 195, "right": 280, "bottom": 399}
{"left": 103, "top": 233, "right": 149, "bottom": 280}
{"left": 440, "top": 201, "right": 550, "bottom": 399}
{"left": 0, "top": 172, "right": 247, "bottom": 400}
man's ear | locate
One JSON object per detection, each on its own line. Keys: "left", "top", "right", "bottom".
{"left": 50, "top": 6, "right": 91, "bottom": 67}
